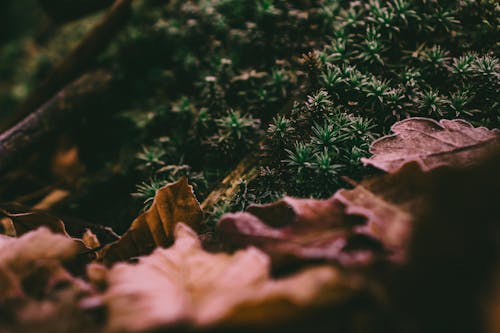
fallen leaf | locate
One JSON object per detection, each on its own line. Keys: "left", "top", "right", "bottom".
{"left": 82, "top": 228, "right": 100, "bottom": 249}
{"left": 102, "top": 177, "right": 203, "bottom": 265}
{"left": 51, "top": 140, "right": 86, "bottom": 187}
{"left": 218, "top": 197, "right": 385, "bottom": 268}
{"left": 0, "top": 205, "right": 100, "bottom": 256}
{"left": 91, "top": 223, "right": 360, "bottom": 332}
{"left": 388, "top": 149, "right": 500, "bottom": 333}
{"left": 217, "top": 161, "right": 442, "bottom": 267}
{"left": 0, "top": 228, "right": 98, "bottom": 333}
{"left": 0, "top": 227, "right": 87, "bottom": 298}
{"left": 334, "top": 162, "right": 428, "bottom": 262}
{"left": 0, "top": 205, "right": 70, "bottom": 237}
{"left": 362, "top": 117, "right": 500, "bottom": 172}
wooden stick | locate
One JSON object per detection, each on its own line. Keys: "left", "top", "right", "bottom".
{"left": 0, "top": 70, "right": 112, "bottom": 174}
{"left": 1, "top": 0, "right": 132, "bottom": 132}
{"left": 201, "top": 154, "right": 260, "bottom": 211}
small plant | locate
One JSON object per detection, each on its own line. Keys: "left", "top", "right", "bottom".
{"left": 267, "top": 115, "right": 294, "bottom": 146}
{"left": 283, "top": 142, "right": 314, "bottom": 176}
{"left": 415, "top": 89, "right": 448, "bottom": 117}
{"left": 100, "top": 0, "right": 499, "bottom": 211}
{"left": 136, "top": 145, "right": 166, "bottom": 171}
{"left": 132, "top": 178, "right": 168, "bottom": 209}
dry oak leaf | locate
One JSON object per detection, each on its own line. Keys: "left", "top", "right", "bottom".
{"left": 102, "top": 177, "right": 203, "bottom": 265}
{"left": 362, "top": 117, "right": 500, "bottom": 173}
{"left": 218, "top": 197, "right": 385, "bottom": 269}
{"left": 91, "top": 223, "right": 359, "bottom": 332}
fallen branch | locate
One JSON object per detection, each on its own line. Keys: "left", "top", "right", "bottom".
{"left": 201, "top": 154, "right": 259, "bottom": 211}
{"left": 1, "top": 0, "right": 132, "bottom": 132}
{"left": 0, "top": 70, "right": 112, "bottom": 174}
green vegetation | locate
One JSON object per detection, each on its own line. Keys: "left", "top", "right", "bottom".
{"left": 111, "top": 0, "right": 500, "bottom": 216}
{"left": 0, "top": 0, "right": 498, "bottom": 229}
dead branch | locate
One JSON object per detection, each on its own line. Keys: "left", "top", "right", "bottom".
{"left": 1, "top": 0, "right": 132, "bottom": 132}
{"left": 201, "top": 154, "right": 260, "bottom": 211}
{"left": 0, "top": 70, "right": 112, "bottom": 174}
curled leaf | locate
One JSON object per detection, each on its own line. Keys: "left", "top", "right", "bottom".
{"left": 91, "top": 223, "right": 359, "bottom": 332}
{"left": 362, "top": 117, "right": 500, "bottom": 173}
{"left": 102, "top": 177, "right": 203, "bottom": 265}
{"left": 218, "top": 161, "right": 443, "bottom": 267}
{"left": 218, "top": 197, "right": 384, "bottom": 268}
{"left": 0, "top": 206, "right": 69, "bottom": 237}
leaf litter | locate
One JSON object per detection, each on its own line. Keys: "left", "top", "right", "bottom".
{"left": 0, "top": 117, "right": 498, "bottom": 332}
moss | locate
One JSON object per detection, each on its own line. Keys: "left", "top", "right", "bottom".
{"left": 115, "top": 0, "right": 499, "bottom": 214}
{"left": 1, "top": 0, "right": 498, "bottom": 223}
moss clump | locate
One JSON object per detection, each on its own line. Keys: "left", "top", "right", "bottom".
{"left": 1, "top": 0, "right": 497, "bottom": 226}
{"left": 112, "top": 1, "right": 497, "bottom": 209}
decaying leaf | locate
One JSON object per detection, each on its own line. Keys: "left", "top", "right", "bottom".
{"left": 0, "top": 205, "right": 101, "bottom": 255}
{"left": 0, "top": 228, "right": 98, "bottom": 333}
{"left": 218, "top": 161, "right": 444, "bottom": 267}
{"left": 334, "top": 162, "right": 429, "bottom": 262}
{"left": 102, "top": 177, "right": 203, "bottom": 265}
{"left": 82, "top": 228, "right": 100, "bottom": 249}
{"left": 218, "top": 197, "right": 385, "bottom": 268}
{"left": 0, "top": 227, "right": 84, "bottom": 297}
{"left": 0, "top": 205, "right": 70, "bottom": 237}
{"left": 362, "top": 118, "right": 500, "bottom": 172}
{"left": 91, "top": 223, "right": 360, "bottom": 332}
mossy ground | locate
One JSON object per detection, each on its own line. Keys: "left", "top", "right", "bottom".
{"left": 0, "top": 0, "right": 498, "bottom": 232}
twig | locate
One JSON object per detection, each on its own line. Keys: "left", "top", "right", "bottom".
{"left": 1, "top": 0, "right": 132, "bottom": 132}
{"left": 0, "top": 70, "right": 112, "bottom": 174}
{"left": 201, "top": 154, "right": 260, "bottom": 211}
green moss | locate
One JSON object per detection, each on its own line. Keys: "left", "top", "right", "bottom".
{"left": 2, "top": 0, "right": 498, "bottom": 221}
{"left": 117, "top": 0, "right": 499, "bottom": 214}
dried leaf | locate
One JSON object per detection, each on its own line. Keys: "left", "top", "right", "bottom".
{"left": 102, "top": 177, "right": 203, "bottom": 265}
{"left": 362, "top": 117, "right": 500, "bottom": 172}
{"left": 0, "top": 228, "right": 98, "bottom": 333}
{"left": 0, "top": 206, "right": 100, "bottom": 256}
{"left": 218, "top": 161, "right": 440, "bottom": 267}
{"left": 0, "top": 206, "right": 70, "bottom": 237}
{"left": 82, "top": 228, "right": 100, "bottom": 249}
{"left": 0, "top": 227, "right": 87, "bottom": 298}
{"left": 91, "top": 223, "right": 359, "bottom": 332}
{"left": 218, "top": 197, "right": 384, "bottom": 268}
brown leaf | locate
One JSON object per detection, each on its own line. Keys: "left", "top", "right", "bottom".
{"left": 82, "top": 228, "right": 100, "bottom": 249}
{"left": 217, "top": 161, "right": 440, "bottom": 268}
{"left": 0, "top": 206, "right": 100, "bottom": 257}
{"left": 101, "top": 177, "right": 203, "bottom": 265}
{"left": 335, "top": 162, "right": 428, "bottom": 262}
{"left": 0, "top": 227, "right": 88, "bottom": 298}
{"left": 0, "top": 228, "right": 98, "bottom": 333}
{"left": 91, "top": 223, "right": 360, "bottom": 332}
{"left": 362, "top": 117, "right": 500, "bottom": 173}
{"left": 218, "top": 197, "right": 384, "bottom": 269}
{"left": 0, "top": 206, "right": 70, "bottom": 237}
